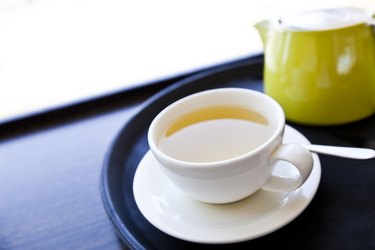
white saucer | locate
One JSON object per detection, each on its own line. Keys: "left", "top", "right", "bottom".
{"left": 133, "top": 125, "right": 321, "bottom": 244}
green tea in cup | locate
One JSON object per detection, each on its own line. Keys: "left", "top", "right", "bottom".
{"left": 159, "top": 105, "right": 273, "bottom": 163}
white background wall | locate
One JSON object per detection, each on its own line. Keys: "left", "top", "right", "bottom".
{"left": 0, "top": 0, "right": 373, "bottom": 121}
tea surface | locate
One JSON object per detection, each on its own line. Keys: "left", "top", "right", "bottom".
{"left": 159, "top": 106, "right": 273, "bottom": 163}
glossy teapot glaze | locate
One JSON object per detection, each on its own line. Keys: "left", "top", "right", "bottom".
{"left": 255, "top": 9, "right": 375, "bottom": 125}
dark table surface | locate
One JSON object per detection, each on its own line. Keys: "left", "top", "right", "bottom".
{"left": 0, "top": 55, "right": 374, "bottom": 250}
{"left": 0, "top": 96, "right": 138, "bottom": 249}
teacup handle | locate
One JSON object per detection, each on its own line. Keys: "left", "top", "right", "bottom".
{"left": 262, "top": 143, "right": 314, "bottom": 192}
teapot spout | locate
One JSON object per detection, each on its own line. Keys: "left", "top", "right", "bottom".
{"left": 254, "top": 20, "right": 271, "bottom": 46}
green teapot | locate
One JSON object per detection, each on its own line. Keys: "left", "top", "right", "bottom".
{"left": 255, "top": 7, "right": 375, "bottom": 125}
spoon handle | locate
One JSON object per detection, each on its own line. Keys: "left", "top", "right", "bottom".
{"left": 302, "top": 144, "right": 375, "bottom": 160}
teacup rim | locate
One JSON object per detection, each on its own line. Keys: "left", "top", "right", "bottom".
{"left": 148, "top": 88, "right": 285, "bottom": 168}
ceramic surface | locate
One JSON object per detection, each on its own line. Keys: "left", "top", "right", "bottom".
{"left": 255, "top": 8, "right": 375, "bottom": 125}
{"left": 148, "top": 88, "right": 313, "bottom": 204}
{"left": 133, "top": 125, "right": 321, "bottom": 244}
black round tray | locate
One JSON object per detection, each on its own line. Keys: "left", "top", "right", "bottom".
{"left": 100, "top": 55, "right": 375, "bottom": 249}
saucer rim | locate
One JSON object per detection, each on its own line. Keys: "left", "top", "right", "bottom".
{"left": 133, "top": 125, "right": 321, "bottom": 244}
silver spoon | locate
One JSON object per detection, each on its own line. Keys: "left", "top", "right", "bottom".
{"left": 302, "top": 144, "right": 375, "bottom": 160}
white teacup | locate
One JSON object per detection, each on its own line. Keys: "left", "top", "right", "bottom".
{"left": 148, "top": 88, "right": 314, "bottom": 204}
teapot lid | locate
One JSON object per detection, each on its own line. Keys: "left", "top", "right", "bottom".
{"left": 280, "top": 7, "right": 372, "bottom": 30}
